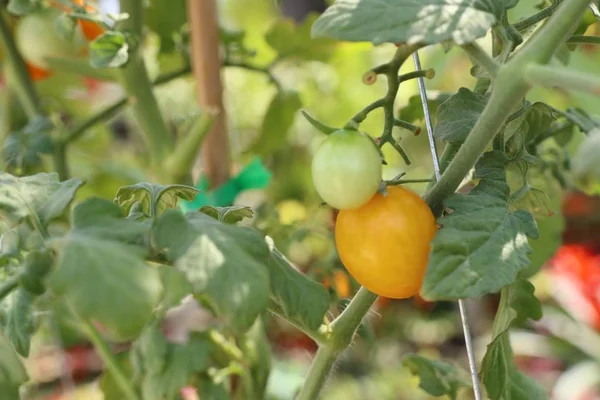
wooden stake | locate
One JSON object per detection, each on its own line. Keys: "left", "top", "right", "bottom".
{"left": 187, "top": 0, "right": 230, "bottom": 188}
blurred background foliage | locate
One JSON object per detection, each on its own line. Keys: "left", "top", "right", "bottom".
{"left": 2, "top": 0, "right": 600, "bottom": 398}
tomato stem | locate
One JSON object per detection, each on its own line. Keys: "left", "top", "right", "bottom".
{"left": 567, "top": 35, "right": 600, "bottom": 45}
{"left": 79, "top": 318, "right": 140, "bottom": 400}
{"left": 461, "top": 42, "right": 499, "bottom": 78}
{"left": 0, "top": 13, "right": 43, "bottom": 118}
{"left": 524, "top": 63, "right": 600, "bottom": 95}
{"left": 512, "top": 0, "right": 561, "bottom": 32}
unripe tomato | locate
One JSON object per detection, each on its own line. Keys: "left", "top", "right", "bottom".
{"left": 15, "top": 8, "right": 82, "bottom": 69}
{"left": 335, "top": 186, "right": 436, "bottom": 299}
{"left": 312, "top": 129, "right": 382, "bottom": 210}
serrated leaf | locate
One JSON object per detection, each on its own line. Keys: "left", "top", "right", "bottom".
{"left": 265, "top": 237, "right": 329, "bottom": 332}
{"left": 0, "top": 332, "right": 28, "bottom": 398}
{"left": 401, "top": 354, "right": 472, "bottom": 399}
{"left": 89, "top": 32, "right": 129, "bottom": 68}
{"left": 481, "top": 279, "right": 546, "bottom": 400}
{"left": 312, "top": 0, "right": 503, "bottom": 45}
{"left": 115, "top": 182, "right": 198, "bottom": 217}
{"left": 198, "top": 205, "right": 254, "bottom": 224}
{"left": 433, "top": 88, "right": 487, "bottom": 144}
{"left": 154, "top": 210, "right": 270, "bottom": 333}
{"left": 0, "top": 229, "right": 21, "bottom": 266}
{"left": 1, "top": 289, "right": 35, "bottom": 357}
{"left": 0, "top": 173, "right": 82, "bottom": 225}
{"left": 266, "top": 14, "right": 335, "bottom": 61}
{"left": 505, "top": 102, "right": 555, "bottom": 147}
{"left": 421, "top": 151, "right": 539, "bottom": 300}
{"left": 7, "top": 0, "right": 38, "bottom": 15}
{"left": 250, "top": 91, "right": 302, "bottom": 156}
{"left": 47, "top": 199, "right": 162, "bottom": 342}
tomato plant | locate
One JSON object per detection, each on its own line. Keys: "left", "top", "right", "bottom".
{"left": 0, "top": 0, "right": 599, "bottom": 399}
{"left": 335, "top": 186, "right": 436, "bottom": 298}
{"left": 312, "top": 128, "right": 382, "bottom": 209}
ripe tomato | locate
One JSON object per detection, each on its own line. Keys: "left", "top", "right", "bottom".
{"left": 312, "top": 129, "right": 382, "bottom": 210}
{"left": 335, "top": 186, "right": 436, "bottom": 298}
{"left": 15, "top": 8, "right": 82, "bottom": 69}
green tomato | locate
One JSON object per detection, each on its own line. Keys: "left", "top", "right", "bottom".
{"left": 15, "top": 8, "right": 82, "bottom": 69}
{"left": 311, "top": 129, "right": 382, "bottom": 210}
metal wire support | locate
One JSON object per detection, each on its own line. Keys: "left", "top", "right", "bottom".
{"left": 412, "top": 51, "right": 483, "bottom": 400}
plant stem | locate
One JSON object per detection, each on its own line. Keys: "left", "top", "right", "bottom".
{"left": 512, "top": 0, "right": 561, "bottom": 31}
{"left": 61, "top": 99, "right": 128, "bottom": 144}
{"left": 45, "top": 57, "right": 117, "bottom": 81}
{"left": 224, "top": 60, "right": 281, "bottom": 90}
{"left": 0, "top": 275, "right": 19, "bottom": 301}
{"left": 461, "top": 42, "right": 499, "bottom": 78}
{"left": 297, "top": 287, "right": 378, "bottom": 400}
{"left": 567, "top": 35, "right": 600, "bottom": 45}
{"left": 523, "top": 63, "right": 600, "bottom": 95}
{"left": 0, "top": 12, "right": 43, "bottom": 118}
{"left": 80, "top": 319, "right": 139, "bottom": 400}
{"left": 53, "top": 142, "right": 69, "bottom": 180}
{"left": 118, "top": 0, "right": 174, "bottom": 171}
{"left": 424, "top": 71, "right": 529, "bottom": 211}
{"left": 513, "top": 0, "right": 592, "bottom": 65}
{"left": 295, "top": 346, "right": 337, "bottom": 400}
{"left": 166, "top": 109, "right": 218, "bottom": 183}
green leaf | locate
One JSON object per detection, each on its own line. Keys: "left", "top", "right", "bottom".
{"left": 198, "top": 205, "right": 254, "bottom": 224}
{"left": 89, "top": 32, "right": 129, "bottom": 68}
{"left": 250, "top": 91, "right": 302, "bottom": 156}
{"left": 266, "top": 14, "right": 336, "bottom": 61}
{"left": 552, "top": 123, "right": 575, "bottom": 147}
{"left": 158, "top": 266, "right": 192, "bottom": 310}
{"left": 1, "top": 289, "right": 35, "bottom": 357}
{"left": 0, "top": 229, "right": 21, "bottom": 266}
{"left": 240, "top": 319, "right": 271, "bottom": 399}
{"left": 115, "top": 182, "right": 198, "bottom": 217}
{"left": 154, "top": 210, "right": 270, "bottom": 333}
{"left": 55, "top": 12, "right": 77, "bottom": 41}
{"left": 99, "top": 351, "right": 134, "bottom": 400}
{"left": 6, "top": 0, "right": 38, "bottom": 15}
{"left": 481, "top": 280, "right": 546, "bottom": 400}
{"left": 421, "top": 151, "right": 539, "bottom": 300}
{"left": 0, "top": 172, "right": 82, "bottom": 225}
{"left": 145, "top": 0, "right": 187, "bottom": 53}
{"left": 131, "top": 326, "right": 211, "bottom": 400}
{"left": 265, "top": 237, "right": 329, "bottom": 332}
{"left": 398, "top": 92, "right": 452, "bottom": 124}
{"left": 433, "top": 88, "right": 487, "bottom": 144}
{"left": 0, "top": 332, "right": 28, "bottom": 398}
{"left": 505, "top": 102, "right": 555, "bottom": 149}
{"left": 196, "top": 375, "right": 230, "bottom": 400}
{"left": 47, "top": 199, "right": 162, "bottom": 341}
{"left": 312, "top": 0, "right": 503, "bottom": 45}
{"left": 401, "top": 354, "right": 472, "bottom": 399}
{"left": 3, "top": 118, "right": 54, "bottom": 175}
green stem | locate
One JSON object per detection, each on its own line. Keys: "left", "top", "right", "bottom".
{"left": 80, "top": 319, "right": 139, "bottom": 400}
{"left": 295, "top": 346, "right": 337, "bottom": 400}
{"left": 0, "top": 12, "right": 43, "bottom": 118}
{"left": 424, "top": 69, "right": 529, "bottom": 212}
{"left": 512, "top": 1, "right": 561, "bottom": 31}
{"left": 53, "top": 142, "right": 69, "bottom": 181}
{"left": 224, "top": 60, "right": 281, "bottom": 90}
{"left": 461, "top": 42, "right": 499, "bottom": 78}
{"left": 348, "top": 98, "right": 385, "bottom": 126}
{"left": 45, "top": 57, "right": 117, "bottom": 81}
{"left": 297, "top": 287, "right": 378, "bottom": 400}
{"left": 531, "top": 120, "right": 575, "bottom": 146}
{"left": 61, "top": 99, "right": 128, "bottom": 144}
{"left": 523, "top": 63, "right": 600, "bottom": 95}
{"left": 166, "top": 109, "right": 218, "bottom": 183}
{"left": 398, "top": 69, "right": 434, "bottom": 82}
{"left": 386, "top": 178, "right": 433, "bottom": 185}
{"left": 567, "top": 35, "right": 600, "bottom": 45}
{"left": 118, "top": 0, "right": 174, "bottom": 170}
{"left": 513, "top": 0, "right": 592, "bottom": 65}
{"left": 0, "top": 275, "right": 19, "bottom": 301}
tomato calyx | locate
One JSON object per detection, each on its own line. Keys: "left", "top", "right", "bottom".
{"left": 300, "top": 110, "right": 338, "bottom": 135}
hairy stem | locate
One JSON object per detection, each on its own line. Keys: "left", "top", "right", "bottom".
{"left": 524, "top": 63, "right": 600, "bottom": 95}
{"left": 118, "top": 0, "right": 174, "bottom": 171}
{"left": 512, "top": 0, "right": 561, "bottom": 31}
{"left": 461, "top": 42, "right": 499, "bottom": 78}
{"left": 567, "top": 35, "right": 600, "bottom": 45}
{"left": 0, "top": 13, "right": 43, "bottom": 118}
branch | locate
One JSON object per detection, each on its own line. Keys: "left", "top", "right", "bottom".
{"left": 512, "top": 1, "right": 561, "bottom": 31}
{"left": 297, "top": 287, "right": 378, "bottom": 400}
{"left": 567, "top": 35, "right": 600, "bottom": 45}
{"left": 524, "top": 63, "right": 600, "bottom": 95}
{"left": 0, "top": 12, "right": 43, "bottom": 118}
{"left": 118, "top": 0, "right": 175, "bottom": 170}
{"left": 461, "top": 42, "right": 499, "bottom": 78}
